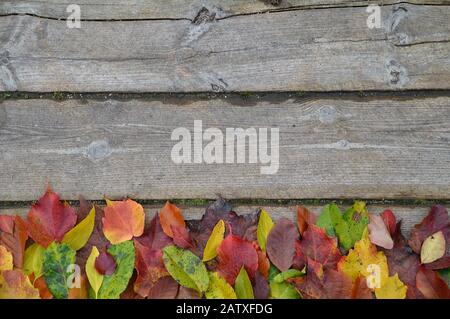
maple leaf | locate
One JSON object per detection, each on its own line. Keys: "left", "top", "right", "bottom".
{"left": 290, "top": 263, "right": 354, "bottom": 299}
{"left": 416, "top": 266, "right": 450, "bottom": 299}
{"left": 159, "top": 202, "right": 186, "bottom": 238}
{"left": 0, "top": 215, "right": 28, "bottom": 268}
{"left": 27, "top": 188, "right": 77, "bottom": 248}
{"left": 297, "top": 206, "right": 316, "bottom": 236}
{"left": 217, "top": 234, "right": 258, "bottom": 286}
{"left": 266, "top": 218, "right": 298, "bottom": 271}
{"left": 298, "top": 224, "right": 342, "bottom": 270}
{"left": 133, "top": 239, "right": 168, "bottom": 298}
{"left": 102, "top": 199, "right": 145, "bottom": 244}
{"left": 0, "top": 269, "right": 40, "bottom": 299}
{"left": 368, "top": 214, "right": 394, "bottom": 249}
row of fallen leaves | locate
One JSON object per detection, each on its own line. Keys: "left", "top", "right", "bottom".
{"left": 0, "top": 188, "right": 449, "bottom": 299}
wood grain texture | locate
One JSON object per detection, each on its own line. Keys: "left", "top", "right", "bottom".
{"left": 1, "top": 1, "right": 449, "bottom": 20}
{"left": 0, "top": 4, "right": 449, "bottom": 92}
{"left": 0, "top": 95, "right": 449, "bottom": 201}
{"left": 0, "top": 204, "right": 435, "bottom": 238}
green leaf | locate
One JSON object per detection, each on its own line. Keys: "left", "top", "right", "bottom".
{"left": 269, "top": 281, "right": 300, "bottom": 299}
{"left": 438, "top": 268, "right": 450, "bottom": 282}
{"left": 203, "top": 219, "right": 225, "bottom": 262}
{"left": 234, "top": 267, "right": 254, "bottom": 299}
{"left": 257, "top": 209, "right": 274, "bottom": 252}
{"left": 268, "top": 263, "right": 281, "bottom": 281}
{"left": 86, "top": 246, "right": 103, "bottom": 299}
{"left": 23, "top": 243, "right": 45, "bottom": 278}
{"left": 97, "top": 240, "right": 135, "bottom": 299}
{"left": 62, "top": 207, "right": 95, "bottom": 251}
{"left": 316, "top": 204, "right": 342, "bottom": 236}
{"left": 43, "top": 242, "right": 76, "bottom": 299}
{"left": 163, "top": 245, "right": 209, "bottom": 293}
{"left": 273, "top": 268, "right": 305, "bottom": 283}
{"left": 205, "top": 272, "right": 237, "bottom": 299}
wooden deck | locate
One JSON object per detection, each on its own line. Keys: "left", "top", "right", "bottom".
{"left": 0, "top": 0, "right": 449, "bottom": 225}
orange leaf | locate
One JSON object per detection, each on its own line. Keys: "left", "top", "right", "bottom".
{"left": 68, "top": 274, "right": 89, "bottom": 299}
{"left": 159, "top": 202, "right": 186, "bottom": 238}
{"left": 102, "top": 199, "right": 145, "bottom": 244}
{"left": 29, "top": 274, "right": 53, "bottom": 299}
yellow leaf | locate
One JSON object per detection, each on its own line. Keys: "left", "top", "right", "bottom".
{"left": 0, "top": 270, "right": 40, "bottom": 299}
{"left": 202, "top": 220, "right": 225, "bottom": 262}
{"left": 0, "top": 245, "right": 13, "bottom": 271}
{"left": 257, "top": 209, "right": 274, "bottom": 252}
{"left": 62, "top": 207, "right": 96, "bottom": 251}
{"left": 23, "top": 243, "right": 45, "bottom": 278}
{"left": 338, "top": 228, "right": 407, "bottom": 299}
{"left": 205, "top": 272, "right": 237, "bottom": 299}
{"left": 375, "top": 273, "right": 407, "bottom": 299}
{"left": 86, "top": 246, "right": 103, "bottom": 299}
{"left": 420, "top": 231, "right": 446, "bottom": 264}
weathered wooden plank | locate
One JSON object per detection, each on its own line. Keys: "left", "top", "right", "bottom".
{"left": 0, "top": 4, "right": 449, "bottom": 92}
{"left": 0, "top": 95, "right": 449, "bottom": 201}
{"left": 0, "top": 204, "right": 434, "bottom": 238}
{"left": 1, "top": 1, "right": 448, "bottom": 20}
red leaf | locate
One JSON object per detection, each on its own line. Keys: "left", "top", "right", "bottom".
{"left": 147, "top": 276, "right": 179, "bottom": 299}
{"left": 256, "top": 246, "right": 270, "bottom": 279}
{"left": 266, "top": 218, "right": 298, "bottom": 271}
{"left": 416, "top": 267, "right": 450, "bottom": 299}
{"left": 27, "top": 188, "right": 77, "bottom": 247}
{"left": 253, "top": 271, "right": 269, "bottom": 299}
{"left": 351, "top": 276, "right": 373, "bottom": 299}
{"left": 298, "top": 224, "right": 342, "bottom": 270}
{"left": 95, "top": 247, "right": 117, "bottom": 275}
{"left": 290, "top": 265, "right": 353, "bottom": 299}
{"left": 217, "top": 234, "right": 258, "bottom": 285}
{"left": 159, "top": 202, "right": 185, "bottom": 238}
{"left": 171, "top": 225, "right": 193, "bottom": 249}
{"left": 409, "top": 205, "right": 449, "bottom": 254}
{"left": 0, "top": 215, "right": 28, "bottom": 268}
{"left": 177, "top": 286, "right": 201, "bottom": 299}
{"left": 297, "top": 206, "right": 316, "bottom": 236}
{"left": 133, "top": 240, "right": 168, "bottom": 298}
{"left": 381, "top": 209, "right": 397, "bottom": 236}
{"left": 137, "top": 213, "right": 172, "bottom": 251}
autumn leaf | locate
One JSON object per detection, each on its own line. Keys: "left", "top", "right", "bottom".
{"left": 253, "top": 271, "right": 269, "bottom": 299}
{"left": 257, "top": 246, "right": 270, "bottom": 279}
{"left": 316, "top": 204, "right": 342, "bottom": 237}
{"left": 381, "top": 209, "right": 396, "bottom": 236}
{"left": 273, "top": 269, "right": 305, "bottom": 283}
{"left": 0, "top": 245, "right": 13, "bottom": 271}
{"left": 31, "top": 274, "right": 53, "bottom": 299}
{"left": 147, "top": 276, "right": 179, "bottom": 299}
{"left": 368, "top": 214, "right": 394, "bottom": 249}
{"left": 409, "top": 205, "right": 449, "bottom": 254}
{"left": 0, "top": 269, "right": 40, "bottom": 299}
{"left": 416, "top": 266, "right": 450, "bottom": 299}
{"left": 268, "top": 265, "right": 300, "bottom": 299}
{"left": 338, "top": 229, "right": 407, "bottom": 299}
{"left": 202, "top": 219, "right": 225, "bottom": 262}
{"left": 102, "top": 199, "right": 145, "bottom": 245}
{"left": 68, "top": 274, "right": 89, "bottom": 299}
{"left": 43, "top": 242, "right": 76, "bottom": 299}
{"left": 336, "top": 201, "right": 370, "bottom": 251}
{"left": 62, "top": 206, "right": 95, "bottom": 251}
{"left": 298, "top": 224, "right": 342, "bottom": 270}
{"left": 205, "top": 272, "right": 237, "bottom": 299}
{"left": 85, "top": 246, "right": 103, "bottom": 299}
{"left": 257, "top": 209, "right": 274, "bottom": 252}
{"left": 234, "top": 267, "right": 254, "bottom": 299}
{"left": 172, "top": 225, "right": 193, "bottom": 249}
{"left": 421, "top": 231, "right": 446, "bottom": 264}
{"left": 163, "top": 245, "right": 209, "bottom": 293}
{"left": 297, "top": 206, "right": 316, "bottom": 236}
{"left": 159, "top": 202, "right": 186, "bottom": 238}
{"left": 97, "top": 240, "right": 135, "bottom": 299}
{"left": 0, "top": 215, "right": 28, "bottom": 268}
{"left": 266, "top": 218, "right": 298, "bottom": 271}
{"left": 217, "top": 234, "right": 258, "bottom": 285}
{"left": 95, "top": 247, "right": 117, "bottom": 275}
{"left": 23, "top": 243, "right": 45, "bottom": 279}
{"left": 133, "top": 239, "right": 168, "bottom": 298}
